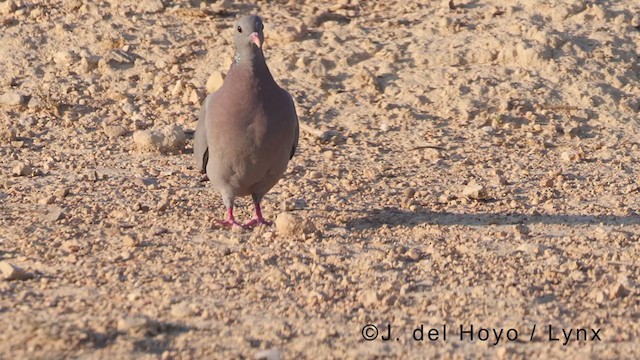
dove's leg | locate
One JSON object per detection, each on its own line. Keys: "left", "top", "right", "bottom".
{"left": 218, "top": 207, "right": 242, "bottom": 227}
{"left": 217, "top": 194, "right": 242, "bottom": 227}
{"left": 244, "top": 194, "right": 272, "bottom": 227}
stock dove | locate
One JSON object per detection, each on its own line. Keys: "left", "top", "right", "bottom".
{"left": 194, "top": 15, "right": 299, "bottom": 227}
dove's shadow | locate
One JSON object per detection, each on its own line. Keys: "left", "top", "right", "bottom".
{"left": 346, "top": 208, "right": 640, "bottom": 230}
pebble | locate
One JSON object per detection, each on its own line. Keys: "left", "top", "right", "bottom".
{"left": 358, "top": 289, "right": 380, "bottom": 307}
{"left": 44, "top": 207, "right": 64, "bottom": 222}
{"left": 0, "top": 0, "right": 16, "bottom": 15}
{"left": 516, "top": 242, "right": 542, "bottom": 256}
{"left": 206, "top": 71, "right": 225, "bottom": 93}
{"left": 103, "top": 125, "right": 128, "bottom": 138}
{"left": 609, "top": 280, "right": 629, "bottom": 299}
{"left": 0, "top": 126, "right": 16, "bottom": 143}
{"left": 170, "top": 302, "right": 195, "bottom": 318}
{"left": 539, "top": 178, "right": 554, "bottom": 187}
{"left": 171, "top": 79, "right": 183, "bottom": 96}
{"left": 38, "top": 195, "right": 56, "bottom": 205}
{"left": 0, "top": 261, "right": 33, "bottom": 281}
{"left": 254, "top": 348, "right": 283, "bottom": 360}
{"left": 156, "top": 198, "right": 169, "bottom": 211}
{"left": 161, "top": 124, "right": 186, "bottom": 154}
{"left": 122, "top": 234, "right": 140, "bottom": 247}
{"left": 0, "top": 92, "right": 25, "bottom": 106}
{"left": 53, "top": 188, "right": 69, "bottom": 199}
{"left": 269, "top": 23, "right": 305, "bottom": 44}
{"left": 117, "top": 316, "right": 158, "bottom": 337}
{"left": 137, "top": 0, "right": 165, "bottom": 14}
{"left": 133, "top": 129, "right": 164, "bottom": 152}
{"left": 27, "top": 97, "right": 42, "bottom": 109}
{"left": 12, "top": 163, "right": 32, "bottom": 177}
{"left": 462, "top": 183, "right": 486, "bottom": 200}
{"left": 53, "top": 50, "right": 79, "bottom": 66}
{"left": 133, "top": 125, "right": 185, "bottom": 154}
{"left": 61, "top": 239, "right": 81, "bottom": 253}
{"left": 404, "top": 188, "right": 416, "bottom": 199}
{"left": 274, "top": 212, "right": 316, "bottom": 236}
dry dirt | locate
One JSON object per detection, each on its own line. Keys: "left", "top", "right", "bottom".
{"left": 1, "top": 0, "right": 640, "bottom": 359}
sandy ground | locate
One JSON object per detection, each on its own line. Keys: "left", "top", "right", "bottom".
{"left": 1, "top": 0, "right": 640, "bottom": 358}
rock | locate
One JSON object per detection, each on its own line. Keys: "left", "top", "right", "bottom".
{"left": 27, "top": 97, "right": 42, "bottom": 109}
{"left": 64, "top": 0, "right": 83, "bottom": 11}
{"left": 403, "top": 188, "right": 416, "bottom": 199}
{"left": 0, "top": 126, "right": 16, "bottom": 143}
{"left": 610, "top": 280, "right": 630, "bottom": 299}
{"left": 54, "top": 188, "right": 69, "bottom": 198}
{"left": 358, "top": 289, "right": 380, "bottom": 307}
{"left": 515, "top": 242, "right": 542, "bottom": 256}
{"left": 137, "top": 0, "right": 164, "bottom": 13}
{"left": 254, "top": 348, "right": 283, "bottom": 360}
{"left": 61, "top": 239, "right": 81, "bottom": 253}
{"left": 280, "top": 198, "right": 307, "bottom": 211}
{"left": 133, "top": 125, "right": 185, "bottom": 154}
{"left": 117, "top": 316, "right": 159, "bottom": 337}
{"left": 170, "top": 302, "right": 195, "bottom": 318}
{"left": 53, "top": 50, "right": 79, "bottom": 66}
{"left": 44, "top": 207, "right": 64, "bottom": 222}
{"left": 269, "top": 23, "right": 306, "bottom": 43}
{"left": 560, "top": 151, "right": 578, "bottom": 162}
{"left": 274, "top": 212, "right": 316, "bottom": 236}
{"left": 122, "top": 234, "right": 140, "bottom": 247}
{"left": 206, "top": 71, "right": 225, "bottom": 93}
{"left": 0, "top": 92, "right": 25, "bottom": 106}
{"left": 462, "top": 183, "right": 486, "bottom": 200}
{"left": 103, "top": 125, "right": 128, "bottom": 138}
{"left": 12, "top": 163, "right": 32, "bottom": 177}
{"left": 133, "top": 129, "right": 164, "bottom": 152}
{"left": 593, "top": 290, "right": 605, "bottom": 304}
{"left": 188, "top": 88, "right": 200, "bottom": 105}
{"left": 171, "top": 79, "right": 183, "bottom": 96}
{"left": 0, "top": 0, "right": 16, "bottom": 15}
{"left": 38, "top": 195, "right": 56, "bottom": 205}
{"left": 156, "top": 198, "right": 169, "bottom": 212}
{"left": 0, "top": 261, "right": 33, "bottom": 281}
{"left": 161, "top": 124, "right": 186, "bottom": 153}
{"left": 539, "top": 178, "right": 554, "bottom": 187}
{"left": 514, "top": 224, "right": 530, "bottom": 239}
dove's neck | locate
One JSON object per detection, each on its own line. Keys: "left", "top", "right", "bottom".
{"left": 233, "top": 47, "right": 267, "bottom": 72}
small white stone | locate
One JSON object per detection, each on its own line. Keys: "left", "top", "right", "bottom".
{"left": 133, "top": 130, "right": 164, "bottom": 152}
{"left": 462, "top": 183, "right": 486, "bottom": 199}
{"left": 138, "top": 0, "right": 164, "bottom": 13}
{"left": 0, "top": 0, "right": 17, "bottom": 15}
{"left": 275, "top": 212, "right": 316, "bottom": 236}
{"left": 0, "top": 92, "right": 25, "bottom": 106}
{"left": 12, "top": 163, "right": 32, "bottom": 176}
{"left": 161, "top": 124, "right": 186, "bottom": 153}
{"left": 254, "top": 348, "right": 283, "bottom": 360}
{"left": 53, "top": 50, "right": 79, "bottom": 66}
{"left": 206, "top": 71, "right": 225, "bottom": 93}
{"left": 0, "top": 261, "right": 32, "bottom": 281}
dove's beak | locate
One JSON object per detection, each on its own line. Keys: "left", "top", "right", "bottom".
{"left": 250, "top": 32, "right": 262, "bottom": 48}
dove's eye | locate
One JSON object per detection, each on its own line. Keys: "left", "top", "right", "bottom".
{"left": 237, "top": 26, "right": 242, "bottom": 33}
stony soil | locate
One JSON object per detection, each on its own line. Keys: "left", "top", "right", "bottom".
{"left": 1, "top": 0, "right": 640, "bottom": 359}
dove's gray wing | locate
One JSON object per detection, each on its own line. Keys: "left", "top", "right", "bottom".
{"left": 193, "top": 99, "right": 209, "bottom": 174}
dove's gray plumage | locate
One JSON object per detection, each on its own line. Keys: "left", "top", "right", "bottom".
{"left": 194, "top": 15, "right": 299, "bottom": 227}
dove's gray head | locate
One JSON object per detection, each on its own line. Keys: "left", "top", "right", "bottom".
{"left": 233, "top": 15, "right": 265, "bottom": 65}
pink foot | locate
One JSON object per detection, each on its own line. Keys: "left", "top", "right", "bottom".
{"left": 243, "top": 217, "right": 272, "bottom": 228}
{"left": 216, "top": 218, "right": 243, "bottom": 228}
{"left": 244, "top": 201, "right": 272, "bottom": 227}
{"left": 213, "top": 207, "right": 243, "bottom": 228}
